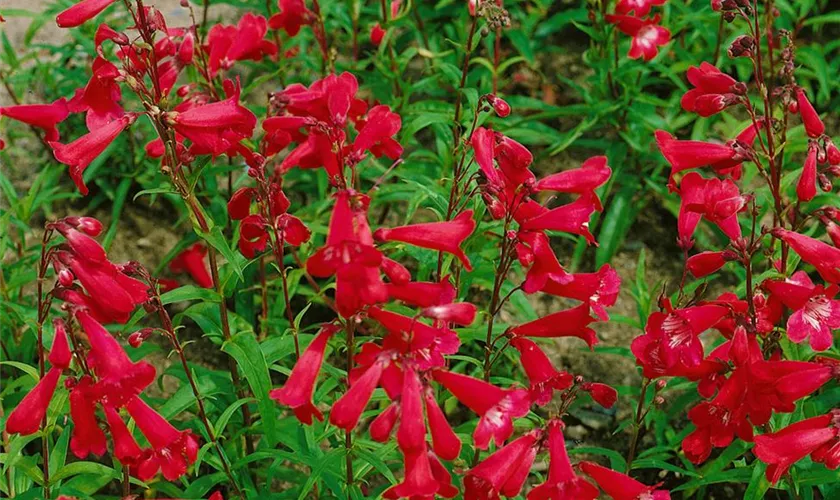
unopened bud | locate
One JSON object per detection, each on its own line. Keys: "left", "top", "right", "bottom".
{"left": 819, "top": 174, "right": 832, "bottom": 192}
{"left": 128, "top": 328, "right": 155, "bottom": 348}
{"left": 655, "top": 379, "right": 668, "bottom": 391}
{"left": 490, "top": 96, "right": 511, "bottom": 117}
{"left": 728, "top": 35, "right": 755, "bottom": 58}
{"left": 574, "top": 375, "right": 585, "bottom": 384}
{"left": 180, "top": 0, "right": 189, "bottom": 6}
{"left": 58, "top": 269, "right": 75, "bottom": 287}
{"left": 827, "top": 141, "right": 840, "bottom": 165}
{"left": 653, "top": 396, "right": 666, "bottom": 406}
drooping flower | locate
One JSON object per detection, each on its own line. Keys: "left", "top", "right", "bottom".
{"left": 678, "top": 172, "right": 747, "bottom": 242}
{"left": 772, "top": 228, "right": 840, "bottom": 283}
{"left": 169, "top": 244, "right": 213, "bottom": 288}
{"left": 386, "top": 278, "right": 456, "bottom": 308}
{"left": 69, "top": 376, "right": 108, "bottom": 459}
{"left": 508, "top": 303, "right": 599, "bottom": 349}
{"left": 77, "top": 310, "right": 156, "bottom": 407}
{"left": 68, "top": 57, "right": 124, "bottom": 131}
{"left": 516, "top": 230, "right": 573, "bottom": 293}
{"left": 103, "top": 405, "right": 145, "bottom": 472}
{"left": 753, "top": 411, "right": 840, "bottom": 484}
{"left": 518, "top": 195, "right": 600, "bottom": 244}
{"left": 796, "top": 143, "right": 819, "bottom": 202}
{"left": 126, "top": 397, "right": 199, "bottom": 481}
{"left": 0, "top": 98, "right": 70, "bottom": 141}
{"left": 686, "top": 251, "right": 727, "bottom": 278}
{"left": 680, "top": 62, "right": 741, "bottom": 117}
{"left": 510, "top": 336, "right": 573, "bottom": 406}
{"left": 578, "top": 461, "right": 671, "bottom": 500}
{"left": 796, "top": 87, "right": 825, "bottom": 138}
{"left": 374, "top": 211, "right": 476, "bottom": 271}
{"left": 169, "top": 79, "right": 256, "bottom": 156}
{"left": 329, "top": 358, "right": 388, "bottom": 430}
{"left": 52, "top": 114, "right": 136, "bottom": 195}
{"left": 534, "top": 156, "right": 612, "bottom": 209}
{"left": 605, "top": 15, "right": 670, "bottom": 61}
{"left": 5, "top": 320, "right": 71, "bottom": 435}
{"left": 306, "top": 190, "right": 387, "bottom": 317}
{"left": 529, "top": 420, "right": 599, "bottom": 500}
{"left": 353, "top": 105, "right": 403, "bottom": 160}
{"left": 384, "top": 445, "right": 453, "bottom": 499}
{"left": 540, "top": 264, "right": 621, "bottom": 321}
{"left": 464, "top": 430, "right": 542, "bottom": 499}
{"left": 433, "top": 370, "right": 530, "bottom": 449}
{"left": 56, "top": 0, "right": 116, "bottom": 28}
{"left": 764, "top": 271, "right": 840, "bottom": 351}
{"left": 423, "top": 387, "right": 461, "bottom": 460}
{"left": 655, "top": 130, "right": 742, "bottom": 181}
{"left": 270, "top": 324, "right": 339, "bottom": 424}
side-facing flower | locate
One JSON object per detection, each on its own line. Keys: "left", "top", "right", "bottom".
{"left": 605, "top": 15, "right": 670, "bottom": 61}
{"left": 126, "top": 397, "right": 199, "bottom": 481}
{"left": 764, "top": 271, "right": 840, "bottom": 351}
{"left": 529, "top": 420, "right": 599, "bottom": 499}
{"left": 374, "top": 211, "right": 476, "bottom": 271}
{"left": 753, "top": 410, "right": 840, "bottom": 484}
{"left": 578, "top": 461, "right": 671, "bottom": 500}
{"left": 510, "top": 337, "right": 573, "bottom": 406}
{"left": 56, "top": 0, "right": 116, "bottom": 28}
{"left": 169, "top": 244, "right": 213, "bottom": 288}
{"left": 464, "top": 430, "right": 542, "bottom": 499}
{"left": 508, "top": 303, "right": 599, "bottom": 349}
{"left": 0, "top": 98, "right": 69, "bottom": 141}
{"left": 796, "top": 87, "right": 825, "bottom": 138}
{"left": 680, "top": 62, "right": 741, "bottom": 117}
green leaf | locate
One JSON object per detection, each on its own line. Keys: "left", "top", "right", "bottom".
{"left": 160, "top": 285, "right": 221, "bottom": 304}
{"left": 222, "top": 332, "right": 279, "bottom": 447}
{"left": 199, "top": 226, "right": 244, "bottom": 281}
{"left": 51, "top": 462, "right": 118, "bottom": 483}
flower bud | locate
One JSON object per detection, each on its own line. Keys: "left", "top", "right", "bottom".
{"left": 58, "top": 268, "right": 75, "bottom": 287}
{"left": 653, "top": 396, "right": 666, "bottom": 406}
{"left": 490, "top": 96, "right": 511, "bottom": 117}
{"left": 728, "top": 35, "right": 755, "bottom": 58}
{"left": 655, "top": 379, "right": 667, "bottom": 391}
{"left": 128, "top": 328, "right": 155, "bottom": 348}
{"left": 827, "top": 141, "right": 840, "bottom": 165}
{"left": 76, "top": 217, "right": 103, "bottom": 236}
{"left": 819, "top": 173, "right": 832, "bottom": 192}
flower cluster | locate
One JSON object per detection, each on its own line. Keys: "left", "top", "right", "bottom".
{"left": 605, "top": 0, "right": 671, "bottom": 61}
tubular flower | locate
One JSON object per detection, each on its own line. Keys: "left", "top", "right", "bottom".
{"left": 374, "top": 211, "right": 476, "bottom": 271}
{"left": 51, "top": 114, "right": 135, "bottom": 195}
{"left": 516, "top": 230, "right": 572, "bottom": 293}
{"left": 605, "top": 15, "right": 670, "bottom": 61}
{"left": 464, "top": 430, "right": 542, "bottom": 499}
{"left": 796, "top": 87, "right": 825, "bottom": 138}
{"left": 655, "top": 130, "right": 742, "bottom": 180}
{"left": 384, "top": 445, "right": 456, "bottom": 499}
{"left": 764, "top": 271, "right": 840, "bottom": 351}
{"left": 126, "top": 397, "right": 199, "bottom": 481}
{"left": 205, "top": 13, "right": 277, "bottom": 77}
{"left": 510, "top": 337, "right": 573, "bottom": 406}
{"left": 640, "top": 303, "right": 728, "bottom": 370}
{"left": 420, "top": 302, "right": 477, "bottom": 326}
{"left": 386, "top": 278, "right": 456, "bottom": 308}
{"left": 529, "top": 420, "right": 599, "bottom": 500}
{"left": 0, "top": 98, "right": 69, "bottom": 141}
{"left": 540, "top": 264, "right": 621, "bottom": 321}
{"left": 77, "top": 310, "right": 156, "bottom": 407}
{"left": 534, "top": 156, "right": 612, "bottom": 209}
{"left": 753, "top": 410, "right": 840, "bottom": 484}
{"left": 772, "top": 228, "right": 840, "bottom": 283}
{"left": 508, "top": 303, "right": 599, "bottom": 349}
{"left": 103, "top": 405, "right": 145, "bottom": 471}
{"left": 423, "top": 387, "right": 461, "bottom": 460}
{"left": 56, "top": 0, "right": 116, "bottom": 28}
{"left": 680, "top": 62, "right": 741, "bottom": 117}
{"left": 69, "top": 376, "right": 108, "bottom": 459}
{"left": 796, "top": 143, "right": 819, "bottom": 202}
{"left": 686, "top": 251, "right": 727, "bottom": 278}
{"left": 306, "top": 190, "right": 387, "bottom": 317}
{"left": 169, "top": 80, "right": 256, "bottom": 156}
{"left": 5, "top": 320, "right": 71, "bottom": 435}
{"left": 578, "top": 461, "right": 671, "bottom": 500}
{"left": 169, "top": 244, "right": 213, "bottom": 288}
{"left": 68, "top": 57, "right": 124, "bottom": 131}
{"left": 433, "top": 370, "right": 530, "bottom": 449}
{"left": 269, "top": 0, "right": 314, "bottom": 36}
{"left": 582, "top": 382, "right": 618, "bottom": 408}
{"left": 329, "top": 358, "right": 388, "bottom": 430}
{"left": 517, "top": 195, "right": 599, "bottom": 244}
{"left": 353, "top": 104, "right": 403, "bottom": 159}
{"left": 615, "top": 0, "right": 666, "bottom": 16}
{"left": 678, "top": 172, "right": 748, "bottom": 242}
{"left": 270, "top": 324, "right": 339, "bottom": 424}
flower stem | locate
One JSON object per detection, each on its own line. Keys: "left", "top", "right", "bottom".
{"left": 344, "top": 319, "right": 356, "bottom": 490}
{"left": 625, "top": 378, "right": 650, "bottom": 473}
{"left": 36, "top": 228, "right": 53, "bottom": 499}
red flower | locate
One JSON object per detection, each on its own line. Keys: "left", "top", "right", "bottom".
{"left": 56, "top": 0, "right": 116, "bottom": 28}
{"left": 464, "top": 430, "right": 542, "bottom": 499}
{"left": 421, "top": 302, "right": 477, "bottom": 326}
{"left": 686, "top": 251, "right": 727, "bottom": 278}
{"left": 330, "top": 358, "right": 388, "bottom": 430}
{"left": 126, "top": 397, "right": 199, "bottom": 481}
{"left": 796, "top": 87, "right": 825, "bottom": 138}
{"left": 518, "top": 194, "right": 599, "bottom": 244}
{"left": 509, "top": 303, "right": 599, "bottom": 349}
{"left": 269, "top": 0, "right": 314, "bottom": 36}
{"left": 678, "top": 172, "right": 747, "bottom": 242}
{"left": 370, "top": 23, "right": 386, "bottom": 46}
{"left": 104, "top": 405, "right": 145, "bottom": 472}
{"left": 680, "top": 62, "right": 740, "bottom": 117}
{"left": 424, "top": 387, "right": 461, "bottom": 460}
{"left": 353, "top": 105, "right": 403, "bottom": 160}
{"left": 375, "top": 210, "right": 476, "bottom": 271}
{"left": 68, "top": 57, "right": 124, "bottom": 131}
{"left": 754, "top": 411, "right": 840, "bottom": 484}
{"left": 270, "top": 324, "right": 339, "bottom": 424}
{"left": 529, "top": 420, "right": 599, "bottom": 500}
{"left": 516, "top": 230, "right": 572, "bottom": 293}
{"left": 169, "top": 244, "right": 213, "bottom": 288}
{"left": 52, "top": 114, "right": 135, "bottom": 195}
{"left": 77, "top": 310, "right": 156, "bottom": 407}
{"left": 433, "top": 370, "right": 530, "bottom": 449}
{"left": 69, "top": 376, "right": 107, "bottom": 459}
{"left": 384, "top": 446, "right": 456, "bottom": 499}
{"left": 540, "top": 264, "right": 621, "bottom": 321}
{"left": 764, "top": 271, "right": 840, "bottom": 351}
{"left": 605, "top": 15, "right": 670, "bottom": 61}
{"left": 5, "top": 320, "right": 71, "bottom": 435}
{"left": 170, "top": 80, "right": 256, "bottom": 156}
{"left": 772, "top": 228, "right": 840, "bottom": 283}
{"left": 0, "top": 98, "right": 69, "bottom": 141}
{"left": 397, "top": 366, "right": 426, "bottom": 453}
{"left": 796, "top": 143, "right": 818, "bottom": 202}
{"left": 534, "top": 156, "right": 612, "bottom": 209}
{"left": 386, "top": 278, "right": 456, "bottom": 308}
{"left": 510, "top": 337, "right": 573, "bottom": 406}
{"left": 641, "top": 304, "right": 727, "bottom": 370}
{"left": 615, "top": 0, "right": 666, "bottom": 16}
{"left": 205, "top": 14, "right": 278, "bottom": 77}
{"left": 578, "top": 461, "right": 671, "bottom": 500}
{"left": 582, "top": 382, "right": 617, "bottom": 408}
{"left": 307, "top": 191, "right": 387, "bottom": 317}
